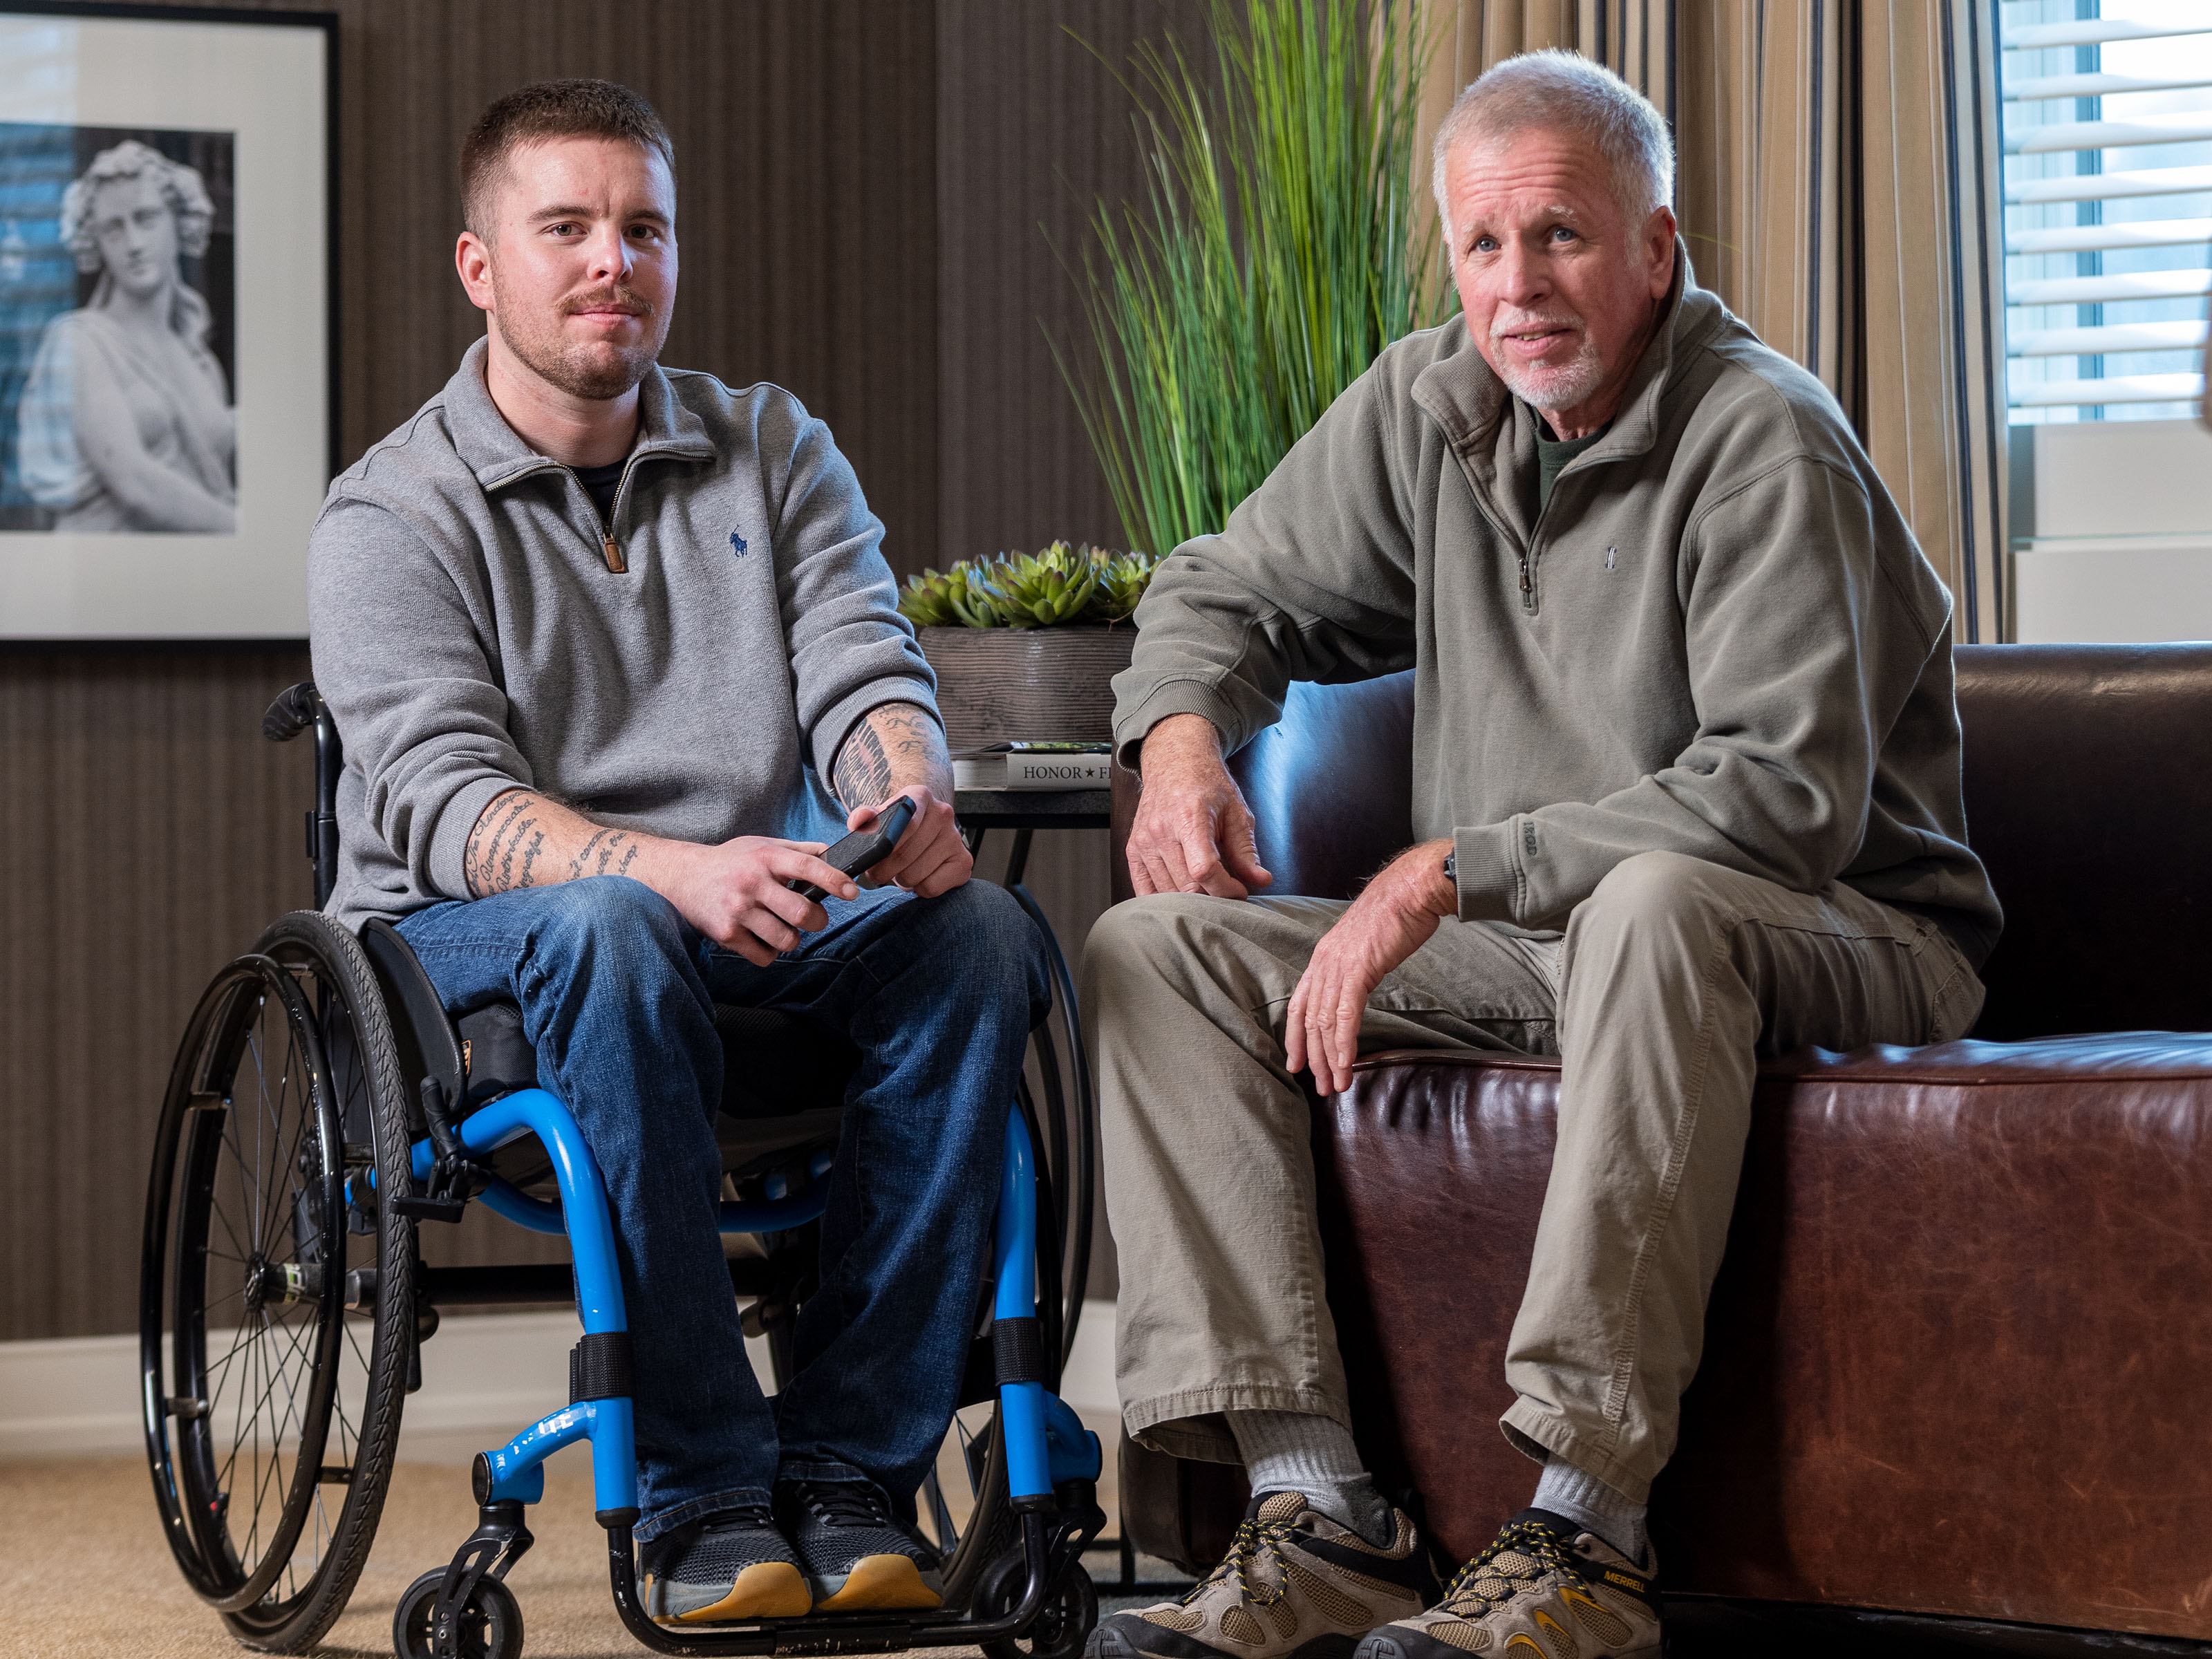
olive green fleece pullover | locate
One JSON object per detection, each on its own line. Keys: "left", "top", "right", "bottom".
{"left": 1111, "top": 246, "right": 2002, "bottom": 964}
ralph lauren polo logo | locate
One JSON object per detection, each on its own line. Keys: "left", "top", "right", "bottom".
{"left": 730, "top": 530, "right": 749, "bottom": 556}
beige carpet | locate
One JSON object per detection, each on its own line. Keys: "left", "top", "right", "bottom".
{"left": 0, "top": 1420, "right": 1128, "bottom": 1659}
{"left": 5, "top": 1453, "right": 679, "bottom": 1659}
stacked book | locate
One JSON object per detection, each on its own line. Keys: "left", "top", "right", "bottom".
{"left": 953, "top": 740, "right": 1112, "bottom": 791}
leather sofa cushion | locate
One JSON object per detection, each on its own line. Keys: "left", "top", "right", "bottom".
{"left": 1302, "top": 1035, "right": 2212, "bottom": 1638}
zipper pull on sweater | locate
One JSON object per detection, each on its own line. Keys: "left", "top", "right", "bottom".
{"left": 600, "top": 528, "right": 626, "bottom": 574}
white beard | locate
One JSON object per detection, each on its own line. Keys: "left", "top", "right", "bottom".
{"left": 1490, "top": 328, "right": 1606, "bottom": 415}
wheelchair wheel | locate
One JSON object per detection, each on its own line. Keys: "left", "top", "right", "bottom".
{"left": 937, "top": 1407, "right": 1022, "bottom": 1619}
{"left": 393, "top": 1568, "right": 524, "bottom": 1659}
{"left": 975, "top": 1544, "right": 1098, "bottom": 1659}
{"left": 140, "top": 910, "right": 418, "bottom": 1651}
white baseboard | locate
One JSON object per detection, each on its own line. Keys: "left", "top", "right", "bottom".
{"left": 1, "top": 1301, "right": 1118, "bottom": 1463}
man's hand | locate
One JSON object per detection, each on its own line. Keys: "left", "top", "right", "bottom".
{"left": 643, "top": 836, "right": 861, "bottom": 967}
{"left": 852, "top": 784, "right": 969, "bottom": 897}
{"left": 1127, "top": 713, "right": 1273, "bottom": 898}
{"left": 1284, "top": 839, "right": 1456, "bottom": 1096}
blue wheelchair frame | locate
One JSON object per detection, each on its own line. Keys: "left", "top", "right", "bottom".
{"left": 404, "top": 1087, "right": 1104, "bottom": 1657}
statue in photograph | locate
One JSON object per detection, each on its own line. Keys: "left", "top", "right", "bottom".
{"left": 15, "top": 139, "right": 236, "bottom": 532}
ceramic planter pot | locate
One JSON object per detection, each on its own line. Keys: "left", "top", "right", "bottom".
{"left": 917, "top": 624, "right": 1136, "bottom": 748}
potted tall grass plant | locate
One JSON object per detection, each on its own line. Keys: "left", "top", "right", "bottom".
{"left": 913, "top": 0, "right": 1451, "bottom": 751}
{"left": 1061, "top": 0, "right": 1454, "bottom": 564}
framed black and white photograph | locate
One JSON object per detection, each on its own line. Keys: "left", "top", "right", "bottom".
{"left": 0, "top": 3, "right": 333, "bottom": 638}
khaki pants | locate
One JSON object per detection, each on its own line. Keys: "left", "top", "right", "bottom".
{"left": 1082, "top": 850, "right": 1984, "bottom": 1503}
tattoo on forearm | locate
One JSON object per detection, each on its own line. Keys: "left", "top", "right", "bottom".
{"left": 570, "top": 827, "right": 615, "bottom": 880}
{"left": 467, "top": 789, "right": 639, "bottom": 898}
{"left": 833, "top": 702, "right": 948, "bottom": 810}
{"left": 833, "top": 719, "right": 897, "bottom": 809}
{"left": 517, "top": 829, "right": 547, "bottom": 888}
{"left": 466, "top": 791, "right": 536, "bottom": 898}
{"left": 498, "top": 813, "right": 537, "bottom": 892}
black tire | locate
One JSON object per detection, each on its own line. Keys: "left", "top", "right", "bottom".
{"left": 140, "top": 910, "right": 417, "bottom": 1651}
{"left": 939, "top": 1407, "right": 1013, "bottom": 1611}
{"left": 393, "top": 1568, "right": 525, "bottom": 1659}
{"left": 975, "top": 1546, "right": 1098, "bottom": 1659}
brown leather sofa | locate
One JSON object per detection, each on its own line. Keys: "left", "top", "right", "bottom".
{"left": 1105, "top": 643, "right": 2212, "bottom": 1653}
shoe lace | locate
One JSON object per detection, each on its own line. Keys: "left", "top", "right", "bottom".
{"left": 793, "top": 1479, "right": 892, "bottom": 1528}
{"left": 1191, "top": 1510, "right": 1302, "bottom": 1610}
{"left": 1438, "top": 1520, "right": 1583, "bottom": 1616}
{"left": 704, "top": 1501, "right": 776, "bottom": 1532}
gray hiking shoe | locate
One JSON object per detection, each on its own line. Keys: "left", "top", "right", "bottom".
{"left": 1353, "top": 1509, "right": 1660, "bottom": 1659}
{"left": 639, "top": 1503, "right": 812, "bottom": 1624}
{"left": 1088, "top": 1491, "right": 1438, "bottom": 1659}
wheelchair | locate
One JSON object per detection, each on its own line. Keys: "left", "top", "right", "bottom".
{"left": 139, "top": 683, "right": 1106, "bottom": 1659}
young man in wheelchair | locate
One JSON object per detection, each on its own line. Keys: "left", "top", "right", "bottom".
{"left": 308, "top": 79, "right": 1047, "bottom": 1626}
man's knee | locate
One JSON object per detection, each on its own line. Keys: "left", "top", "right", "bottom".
{"left": 1575, "top": 850, "right": 1748, "bottom": 950}
{"left": 531, "top": 874, "right": 698, "bottom": 991}
{"left": 1081, "top": 892, "right": 1229, "bottom": 997}
{"left": 910, "top": 879, "right": 1047, "bottom": 1006}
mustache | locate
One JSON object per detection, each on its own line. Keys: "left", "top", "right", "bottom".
{"left": 1490, "top": 312, "right": 1582, "bottom": 340}
{"left": 563, "top": 289, "right": 654, "bottom": 317}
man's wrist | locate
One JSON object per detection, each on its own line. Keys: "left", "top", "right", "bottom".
{"left": 1137, "top": 713, "right": 1224, "bottom": 771}
{"left": 1395, "top": 838, "right": 1459, "bottom": 917}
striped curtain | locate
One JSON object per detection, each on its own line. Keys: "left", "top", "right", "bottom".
{"left": 1414, "top": 1, "right": 2010, "bottom": 642}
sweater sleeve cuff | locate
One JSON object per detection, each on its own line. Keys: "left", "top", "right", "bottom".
{"left": 427, "top": 774, "right": 528, "bottom": 904}
{"left": 809, "top": 677, "right": 944, "bottom": 786}
{"left": 1452, "top": 822, "right": 1519, "bottom": 922}
{"left": 1112, "top": 678, "right": 1248, "bottom": 770}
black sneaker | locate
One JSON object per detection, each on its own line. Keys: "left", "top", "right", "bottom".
{"left": 639, "top": 1503, "right": 812, "bottom": 1624}
{"left": 775, "top": 1477, "right": 946, "bottom": 1611}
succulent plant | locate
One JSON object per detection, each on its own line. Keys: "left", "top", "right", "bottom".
{"left": 987, "top": 541, "right": 1102, "bottom": 628}
{"left": 908, "top": 541, "right": 1156, "bottom": 628}
{"left": 948, "top": 561, "right": 1014, "bottom": 628}
{"left": 898, "top": 563, "right": 970, "bottom": 628}
{"left": 1085, "top": 548, "right": 1161, "bottom": 624}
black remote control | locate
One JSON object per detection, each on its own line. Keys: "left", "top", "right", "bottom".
{"left": 789, "top": 795, "right": 917, "bottom": 902}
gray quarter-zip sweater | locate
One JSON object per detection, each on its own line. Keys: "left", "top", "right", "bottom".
{"left": 1114, "top": 246, "right": 2002, "bottom": 962}
{"left": 308, "top": 338, "right": 938, "bottom": 930}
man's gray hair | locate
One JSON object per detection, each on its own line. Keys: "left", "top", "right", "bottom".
{"left": 1431, "top": 50, "right": 1674, "bottom": 250}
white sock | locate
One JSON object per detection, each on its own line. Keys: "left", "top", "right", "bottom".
{"left": 1531, "top": 1454, "right": 1649, "bottom": 1563}
{"left": 1227, "top": 1409, "right": 1395, "bottom": 1546}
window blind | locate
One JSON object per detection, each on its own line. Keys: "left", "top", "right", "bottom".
{"left": 2000, "top": 2, "right": 2212, "bottom": 420}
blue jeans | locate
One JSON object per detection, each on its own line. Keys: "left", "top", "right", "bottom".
{"left": 395, "top": 874, "right": 1048, "bottom": 1541}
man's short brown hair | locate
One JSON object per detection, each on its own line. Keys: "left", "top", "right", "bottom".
{"left": 461, "top": 78, "right": 675, "bottom": 236}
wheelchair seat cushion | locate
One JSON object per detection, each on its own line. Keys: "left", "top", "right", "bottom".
{"left": 453, "top": 999, "right": 860, "bottom": 1195}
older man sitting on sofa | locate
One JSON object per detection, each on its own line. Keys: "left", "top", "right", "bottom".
{"left": 1082, "top": 50, "right": 1999, "bottom": 1659}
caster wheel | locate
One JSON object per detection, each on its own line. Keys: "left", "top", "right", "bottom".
{"left": 975, "top": 1550, "right": 1098, "bottom": 1659}
{"left": 393, "top": 1567, "right": 524, "bottom": 1659}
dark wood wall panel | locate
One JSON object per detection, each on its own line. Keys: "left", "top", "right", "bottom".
{"left": 937, "top": 0, "right": 1193, "bottom": 565}
{"left": 0, "top": 652, "right": 312, "bottom": 1341}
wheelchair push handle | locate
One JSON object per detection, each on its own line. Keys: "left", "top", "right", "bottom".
{"left": 262, "top": 681, "right": 321, "bottom": 743}
{"left": 262, "top": 680, "right": 344, "bottom": 911}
